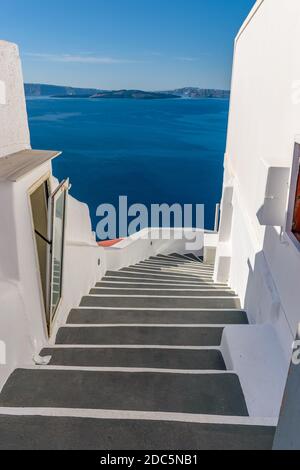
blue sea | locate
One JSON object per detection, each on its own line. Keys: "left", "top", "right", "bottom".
{"left": 26, "top": 98, "right": 229, "bottom": 233}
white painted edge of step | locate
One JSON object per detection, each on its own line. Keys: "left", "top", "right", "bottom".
{"left": 104, "top": 275, "right": 216, "bottom": 281}
{"left": 76, "top": 307, "right": 244, "bottom": 311}
{"left": 62, "top": 323, "right": 231, "bottom": 328}
{"left": 42, "top": 345, "right": 222, "bottom": 350}
{"left": 97, "top": 278, "right": 229, "bottom": 289}
{"left": 103, "top": 278, "right": 217, "bottom": 284}
{"left": 20, "top": 365, "right": 236, "bottom": 375}
{"left": 98, "top": 282, "right": 227, "bottom": 287}
{"left": 0, "top": 407, "right": 278, "bottom": 427}
{"left": 84, "top": 294, "right": 239, "bottom": 299}
{"left": 92, "top": 284, "right": 231, "bottom": 292}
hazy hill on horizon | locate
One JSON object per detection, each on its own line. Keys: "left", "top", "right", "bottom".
{"left": 25, "top": 83, "right": 230, "bottom": 99}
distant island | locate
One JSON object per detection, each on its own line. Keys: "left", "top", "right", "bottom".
{"left": 53, "top": 90, "right": 179, "bottom": 100}
{"left": 162, "top": 87, "right": 230, "bottom": 99}
{"left": 24, "top": 83, "right": 230, "bottom": 100}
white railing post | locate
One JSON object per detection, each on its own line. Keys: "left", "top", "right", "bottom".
{"left": 214, "top": 203, "right": 220, "bottom": 232}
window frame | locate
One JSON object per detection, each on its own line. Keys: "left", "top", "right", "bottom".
{"left": 286, "top": 143, "right": 300, "bottom": 250}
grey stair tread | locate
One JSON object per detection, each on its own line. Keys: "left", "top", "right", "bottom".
{"left": 0, "top": 369, "right": 248, "bottom": 416}
{"left": 104, "top": 273, "right": 214, "bottom": 282}
{"left": 96, "top": 282, "right": 229, "bottom": 289}
{"left": 0, "top": 415, "right": 275, "bottom": 450}
{"left": 102, "top": 276, "right": 218, "bottom": 285}
{"left": 138, "top": 260, "right": 213, "bottom": 269}
{"left": 185, "top": 253, "right": 202, "bottom": 262}
{"left": 41, "top": 347, "right": 226, "bottom": 370}
{"left": 56, "top": 326, "right": 224, "bottom": 346}
{"left": 170, "top": 253, "right": 200, "bottom": 262}
{"left": 136, "top": 265, "right": 214, "bottom": 274}
{"left": 148, "top": 258, "right": 203, "bottom": 267}
{"left": 151, "top": 254, "right": 203, "bottom": 263}
{"left": 80, "top": 295, "right": 241, "bottom": 309}
{"left": 119, "top": 267, "right": 213, "bottom": 277}
{"left": 109, "top": 270, "right": 213, "bottom": 280}
{"left": 68, "top": 308, "right": 248, "bottom": 325}
{"left": 142, "top": 259, "right": 204, "bottom": 267}
{"left": 89, "top": 288, "right": 236, "bottom": 297}
{"left": 135, "top": 268, "right": 214, "bottom": 276}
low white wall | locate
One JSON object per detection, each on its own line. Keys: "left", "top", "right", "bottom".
{"left": 104, "top": 228, "right": 206, "bottom": 271}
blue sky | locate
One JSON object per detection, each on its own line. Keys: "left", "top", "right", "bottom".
{"left": 1, "top": 0, "right": 256, "bottom": 90}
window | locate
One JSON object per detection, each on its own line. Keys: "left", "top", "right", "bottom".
{"left": 30, "top": 177, "right": 51, "bottom": 324}
{"left": 30, "top": 176, "right": 68, "bottom": 335}
{"left": 48, "top": 180, "right": 68, "bottom": 323}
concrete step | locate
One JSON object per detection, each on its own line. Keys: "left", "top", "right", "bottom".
{"left": 96, "top": 281, "right": 229, "bottom": 289}
{"left": 170, "top": 253, "right": 202, "bottom": 262}
{"left": 143, "top": 259, "right": 204, "bottom": 268}
{"left": 136, "top": 265, "right": 214, "bottom": 275}
{"left": 101, "top": 276, "right": 219, "bottom": 285}
{"left": 120, "top": 267, "right": 213, "bottom": 277}
{"left": 0, "top": 414, "right": 275, "bottom": 450}
{"left": 0, "top": 369, "right": 249, "bottom": 416}
{"left": 134, "top": 265, "right": 214, "bottom": 275}
{"left": 139, "top": 259, "right": 213, "bottom": 269}
{"left": 105, "top": 272, "right": 214, "bottom": 282}
{"left": 89, "top": 288, "right": 236, "bottom": 297}
{"left": 67, "top": 308, "right": 248, "bottom": 325}
{"left": 80, "top": 295, "right": 241, "bottom": 309}
{"left": 151, "top": 254, "right": 204, "bottom": 264}
{"left": 56, "top": 326, "right": 224, "bottom": 346}
{"left": 183, "top": 253, "right": 203, "bottom": 262}
{"left": 40, "top": 347, "right": 226, "bottom": 370}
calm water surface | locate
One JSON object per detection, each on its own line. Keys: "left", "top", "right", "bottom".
{"left": 26, "top": 98, "right": 229, "bottom": 232}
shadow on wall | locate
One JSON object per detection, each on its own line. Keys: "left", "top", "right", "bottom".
{"left": 244, "top": 249, "right": 281, "bottom": 327}
{"left": 236, "top": 224, "right": 295, "bottom": 417}
{"left": 219, "top": 189, "right": 297, "bottom": 416}
{"left": 244, "top": 221, "right": 296, "bottom": 362}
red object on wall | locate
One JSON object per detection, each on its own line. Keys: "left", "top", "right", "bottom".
{"left": 98, "top": 238, "right": 124, "bottom": 247}
{"left": 292, "top": 169, "right": 300, "bottom": 242}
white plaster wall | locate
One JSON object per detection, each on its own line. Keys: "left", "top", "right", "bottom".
{"left": 0, "top": 167, "right": 108, "bottom": 389}
{"left": 0, "top": 41, "right": 30, "bottom": 158}
{"left": 216, "top": 0, "right": 300, "bottom": 415}
{"left": 0, "top": 163, "right": 52, "bottom": 390}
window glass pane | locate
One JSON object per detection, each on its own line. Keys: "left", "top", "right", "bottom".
{"left": 50, "top": 190, "right": 66, "bottom": 320}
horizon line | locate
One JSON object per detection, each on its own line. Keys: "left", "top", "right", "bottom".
{"left": 24, "top": 82, "right": 231, "bottom": 93}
